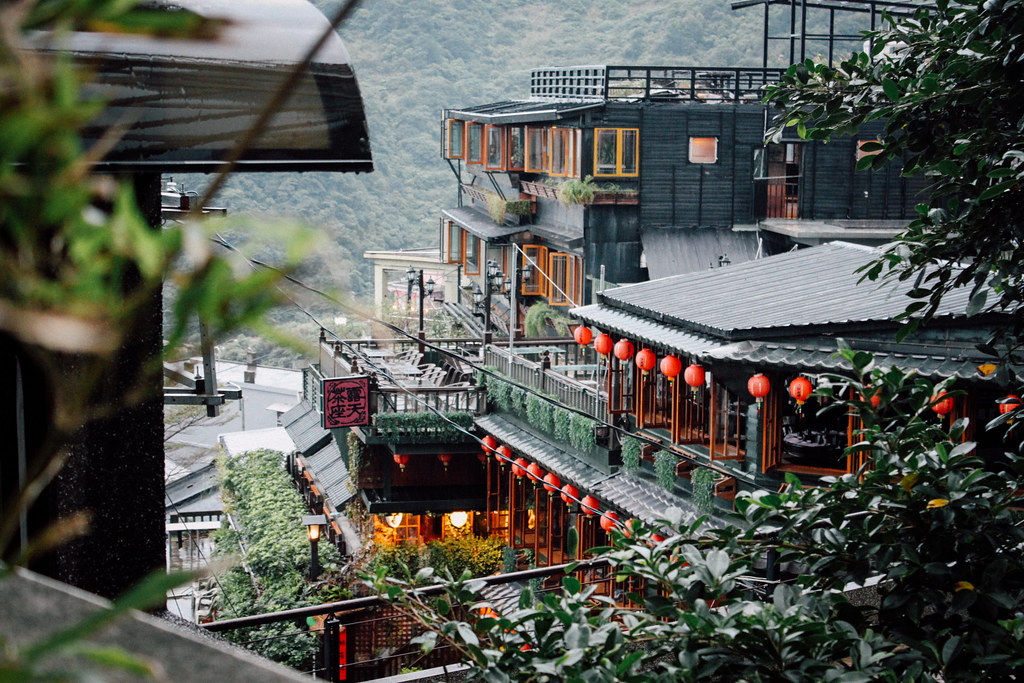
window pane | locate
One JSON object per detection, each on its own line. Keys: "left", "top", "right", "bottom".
{"left": 509, "top": 126, "right": 525, "bottom": 169}
{"left": 468, "top": 124, "right": 483, "bottom": 163}
{"left": 621, "top": 129, "right": 638, "bottom": 174}
{"left": 595, "top": 129, "right": 618, "bottom": 174}
{"left": 447, "top": 222, "right": 462, "bottom": 263}
{"left": 526, "top": 127, "right": 548, "bottom": 172}
{"left": 486, "top": 126, "right": 504, "bottom": 168}
{"left": 689, "top": 137, "right": 717, "bottom": 164}
{"left": 465, "top": 234, "right": 479, "bottom": 274}
{"left": 447, "top": 120, "right": 464, "bottom": 158}
{"left": 551, "top": 129, "right": 565, "bottom": 175}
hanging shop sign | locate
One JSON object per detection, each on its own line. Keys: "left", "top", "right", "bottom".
{"left": 321, "top": 375, "right": 370, "bottom": 429}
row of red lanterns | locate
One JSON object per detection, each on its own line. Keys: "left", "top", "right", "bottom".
{"left": 575, "top": 325, "right": 709, "bottom": 388}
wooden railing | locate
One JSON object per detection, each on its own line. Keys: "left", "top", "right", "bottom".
{"left": 484, "top": 344, "right": 607, "bottom": 422}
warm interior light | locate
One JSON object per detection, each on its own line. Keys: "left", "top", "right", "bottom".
{"left": 689, "top": 136, "right": 718, "bottom": 164}
{"left": 307, "top": 524, "right": 320, "bottom": 542}
{"left": 449, "top": 511, "right": 469, "bottom": 528}
{"left": 385, "top": 512, "right": 404, "bottom": 529}
{"left": 527, "top": 508, "right": 536, "bottom": 530}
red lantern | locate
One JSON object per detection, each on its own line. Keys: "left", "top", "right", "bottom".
{"left": 999, "top": 395, "right": 1021, "bottom": 415}
{"left": 512, "top": 457, "right": 529, "bottom": 477}
{"left": 636, "top": 348, "right": 656, "bottom": 373}
{"left": 651, "top": 533, "right": 666, "bottom": 544}
{"left": 580, "top": 495, "right": 600, "bottom": 515}
{"left": 747, "top": 373, "right": 770, "bottom": 403}
{"left": 496, "top": 444, "right": 512, "bottom": 466}
{"left": 870, "top": 393, "right": 881, "bottom": 409}
{"left": 542, "top": 472, "right": 561, "bottom": 494}
{"left": 573, "top": 326, "right": 593, "bottom": 346}
{"left": 438, "top": 453, "right": 452, "bottom": 470}
{"left": 393, "top": 453, "right": 409, "bottom": 471}
{"left": 599, "top": 511, "right": 619, "bottom": 532}
{"left": 789, "top": 376, "right": 813, "bottom": 405}
{"left": 659, "top": 355, "right": 682, "bottom": 381}
{"left": 613, "top": 339, "right": 635, "bottom": 361}
{"left": 623, "top": 518, "right": 637, "bottom": 538}
{"left": 560, "top": 483, "right": 579, "bottom": 505}
{"left": 683, "top": 364, "right": 705, "bottom": 391}
{"left": 482, "top": 435, "right": 498, "bottom": 454}
{"left": 931, "top": 391, "right": 954, "bottom": 416}
{"left": 594, "top": 333, "right": 613, "bottom": 356}
{"left": 526, "top": 462, "right": 544, "bottom": 482}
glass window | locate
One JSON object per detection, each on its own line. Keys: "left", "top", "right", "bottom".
{"left": 467, "top": 123, "right": 483, "bottom": 164}
{"left": 445, "top": 221, "right": 462, "bottom": 263}
{"left": 521, "top": 245, "right": 547, "bottom": 296}
{"left": 594, "top": 128, "right": 639, "bottom": 177}
{"left": 446, "top": 119, "right": 465, "bottom": 159}
{"left": 549, "top": 128, "right": 575, "bottom": 177}
{"left": 465, "top": 234, "right": 480, "bottom": 275}
{"left": 689, "top": 137, "right": 717, "bottom": 164}
{"left": 547, "top": 251, "right": 581, "bottom": 306}
{"left": 508, "top": 125, "right": 525, "bottom": 171}
{"left": 525, "top": 126, "right": 549, "bottom": 173}
{"left": 486, "top": 125, "right": 504, "bottom": 169}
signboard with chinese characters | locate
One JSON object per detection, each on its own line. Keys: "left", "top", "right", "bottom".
{"left": 321, "top": 376, "right": 370, "bottom": 429}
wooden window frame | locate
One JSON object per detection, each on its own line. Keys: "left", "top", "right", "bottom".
{"left": 689, "top": 136, "right": 718, "bottom": 164}
{"left": 709, "top": 379, "right": 745, "bottom": 460}
{"left": 636, "top": 357, "right": 672, "bottom": 429}
{"left": 485, "top": 124, "right": 505, "bottom": 170}
{"left": 445, "top": 221, "right": 463, "bottom": 264}
{"left": 521, "top": 245, "right": 548, "bottom": 296}
{"left": 445, "top": 119, "right": 465, "bottom": 159}
{"left": 593, "top": 128, "right": 639, "bottom": 177}
{"left": 467, "top": 123, "right": 484, "bottom": 164}
{"left": 525, "top": 126, "right": 549, "bottom": 173}
{"left": 607, "top": 355, "right": 636, "bottom": 415}
{"left": 549, "top": 127, "right": 576, "bottom": 177}
{"left": 508, "top": 125, "right": 526, "bottom": 171}
{"left": 464, "top": 233, "right": 481, "bottom": 275}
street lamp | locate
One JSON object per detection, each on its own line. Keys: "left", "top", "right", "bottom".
{"left": 506, "top": 260, "right": 534, "bottom": 353}
{"left": 302, "top": 514, "right": 327, "bottom": 581}
{"left": 405, "top": 265, "right": 435, "bottom": 353}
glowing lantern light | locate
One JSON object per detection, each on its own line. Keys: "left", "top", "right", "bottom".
{"left": 512, "top": 457, "right": 529, "bottom": 477}
{"left": 683, "top": 364, "right": 705, "bottom": 394}
{"left": 573, "top": 326, "right": 593, "bottom": 346}
{"left": 542, "top": 472, "right": 561, "bottom": 494}
{"left": 999, "top": 395, "right": 1021, "bottom": 415}
{"left": 526, "top": 462, "right": 544, "bottom": 483}
{"left": 659, "top": 355, "right": 682, "bottom": 381}
{"left": 599, "top": 511, "right": 619, "bottom": 532}
{"left": 747, "top": 373, "right": 770, "bottom": 408}
{"left": 789, "top": 376, "right": 813, "bottom": 408}
{"left": 438, "top": 453, "right": 452, "bottom": 470}
{"left": 635, "top": 348, "right": 656, "bottom": 373}
{"left": 393, "top": 453, "right": 409, "bottom": 471}
{"left": 560, "top": 483, "right": 578, "bottom": 505}
{"left": 931, "top": 391, "right": 954, "bottom": 416}
{"left": 613, "top": 339, "right": 635, "bottom": 361}
{"left": 496, "top": 444, "right": 512, "bottom": 467}
{"left": 594, "top": 333, "right": 613, "bottom": 356}
{"left": 580, "top": 495, "right": 600, "bottom": 515}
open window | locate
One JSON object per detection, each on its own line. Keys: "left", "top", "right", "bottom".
{"left": 521, "top": 245, "right": 548, "bottom": 296}
{"left": 525, "top": 126, "right": 549, "bottom": 173}
{"left": 594, "top": 128, "right": 638, "bottom": 177}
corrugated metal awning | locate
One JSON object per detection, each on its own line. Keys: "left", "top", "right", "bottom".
{"left": 442, "top": 207, "right": 528, "bottom": 242}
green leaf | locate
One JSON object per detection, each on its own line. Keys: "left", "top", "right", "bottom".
{"left": 882, "top": 78, "right": 900, "bottom": 101}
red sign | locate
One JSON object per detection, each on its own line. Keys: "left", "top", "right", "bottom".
{"left": 321, "top": 376, "right": 370, "bottom": 429}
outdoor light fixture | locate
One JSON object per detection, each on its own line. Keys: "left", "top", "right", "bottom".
{"left": 406, "top": 265, "right": 435, "bottom": 352}
{"left": 385, "top": 512, "right": 404, "bottom": 529}
{"left": 302, "top": 514, "right": 328, "bottom": 582}
{"left": 449, "top": 511, "right": 469, "bottom": 528}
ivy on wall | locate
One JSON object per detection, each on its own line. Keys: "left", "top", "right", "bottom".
{"left": 374, "top": 411, "right": 474, "bottom": 444}
{"left": 482, "top": 369, "right": 596, "bottom": 452}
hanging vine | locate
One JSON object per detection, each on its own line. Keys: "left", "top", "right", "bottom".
{"left": 654, "top": 450, "right": 676, "bottom": 492}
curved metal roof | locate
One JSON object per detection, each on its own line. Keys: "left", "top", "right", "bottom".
{"left": 28, "top": 0, "right": 371, "bottom": 173}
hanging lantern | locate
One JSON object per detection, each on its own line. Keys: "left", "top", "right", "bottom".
{"left": 512, "top": 457, "right": 529, "bottom": 477}
{"left": 651, "top": 533, "right": 666, "bottom": 544}
{"left": 560, "top": 483, "right": 579, "bottom": 505}
{"left": 683, "top": 364, "right": 705, "bottom": 394}
{"left": 599, "top": 511, "right": 619, "bottom": 532}
{"left": 580, "top": 495, "right": 600, "bottom": 515}
{"left": 931, "top": 391, "right": 954, "bottom": 416}
{"left": 526, "top": 462, "right": 544, "bottom": 483}
{"left": 542, "top": 472, "right": 561, "bottom": 494}
{"left": 594, "top": 333, "right": 613, "bottom": 356}
{"left": 659, "top": 355, "right": 682, "bottom": 381}
{"left": 496, "top": 444, "right": 512, "bottom": 467}
{"left": 747, "top": 373, "right": 770, "bottom": 407}
{"left": 482, "top": 434, "right": 498, "bottom": 454}
{"left": 999, "top": 394, "right": 1021, "bottom": 415}
{"left": 573, "top": 325, "right": 593, "bottom": 346}
{"left": 789, "top": 376, "right": 813, "bottom": 407}
{"left": 393, "top": 453, "right": 409, "bottom": 471}
{"left": 869, "top": 393, "right": 881, "bottom": 409}
{"left": 437, "top": 453, "right": 452, "bottom": 470}
{"left": 635, "top": 348, "right": 656, "bottom": 373}
{"left": 623, "top": 518, "right": 637, "bottom": 538}
{"left": 613, "top": 339, "right": 635, "bottom": 361}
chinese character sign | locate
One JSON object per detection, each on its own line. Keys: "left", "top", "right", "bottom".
{"left": 321, "top": 376, "right": 370, "bottom": 429}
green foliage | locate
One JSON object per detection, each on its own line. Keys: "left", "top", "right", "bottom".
{"left": 523, "top": 301, "right": 572, "bottom": 337}
{"left": 553, "top": 406, "right": 573, "bottom": 443}
{"left": 568, "top": 412, "right": 596, "bottom": 452}
{"left": 654, "top": 449, "right": 676, "bottom": 492}
{"left": 370, "top": 541, "right": 425, "bottom": 579}
{"left": 368, "top": 350, "right": 1024, "bottom": 681}
{"left": 426, "top": 535, "right": 505, "bottom": 579}
{"left": 485, "top": 194, "right": 533, "bottom": 224}
{"left": 765, "top": 0, "right": 1024, "bottom": 353}
{"left": 620, "top": 435, "right": 642, "bottom": 473}
{"left": 691, "top": 466, "right": 716, "bottom": 513}
{"left": 373, "top": 410, "right": 474, "bottom": 444}
{"left": 556, "top": 175, "right": 597, "bottom": 204}
{"left": 525, "top": 393, "right": 555, "bottom": 434}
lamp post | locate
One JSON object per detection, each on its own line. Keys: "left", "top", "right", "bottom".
{"left": 506, "top": 261, "right": 533, "bottom": 354}
{"left": 405, "top": 265, "right": 435, "bottom": 353}
{"left": 302, "top": 514, "right": 328, "bottom": 582}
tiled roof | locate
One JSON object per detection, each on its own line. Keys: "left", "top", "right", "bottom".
{"left": 281, "top": 400, "right": 331, "bottom": 455}
{"left": 305, "top": 439, "right": 356, "bottom": 507}
{"left": 596, "top": 241, "right": 976, "bottom": 339}
{"left": 569, "top": 304, "right": 725, "bottom": 358}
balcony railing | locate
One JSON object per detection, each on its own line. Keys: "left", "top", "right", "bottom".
{"left": 484, "top": 344, "right": 606, "bottom": 422}
{"left": 530, "top": 65, "right": 786, "bottom": 102}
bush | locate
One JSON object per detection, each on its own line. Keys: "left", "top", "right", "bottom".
{"left": 426, "top": 535, "right": 505, "bottom": 578}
